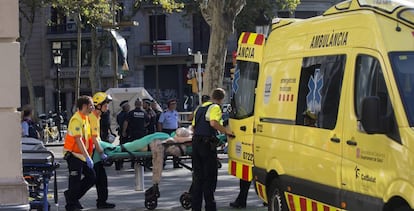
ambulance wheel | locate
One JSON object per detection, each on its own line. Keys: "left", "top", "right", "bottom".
{"left": 180, "top": 192, "right": 192, "bottom": 210}
{"left": 267, "top": 179, "right": 287, "bottom": 211}
{"left": 145, "top": 198, "right": 157, "bottom": 210}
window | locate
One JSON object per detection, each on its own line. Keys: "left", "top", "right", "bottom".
{"left": 355, "top": 54, "right": 399, "bottom": 140}
{"left": 230, "top": 61, "right": 259, "bottom": 119}
{"left": 296, "top": 55, "right": 346, "bottom": 129}
{"left": 389, "top": 52, "right": 414, "bottom": 127}
{"left": 51, "top": 40, "right": 111, "bottom": 67}
{"left": 149, "top": 14, "right": 166, "bottom": 42}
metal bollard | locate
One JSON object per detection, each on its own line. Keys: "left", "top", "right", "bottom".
{"left": 134, "top": 162, "right": 144, "bottom": 191}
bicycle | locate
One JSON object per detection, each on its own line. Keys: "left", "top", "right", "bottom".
{"left": 38, "top": 112, "right": 67, "bottom": 144}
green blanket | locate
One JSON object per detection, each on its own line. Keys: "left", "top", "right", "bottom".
{"left": 93, "top": 132, "right": 170, "bottom": 163}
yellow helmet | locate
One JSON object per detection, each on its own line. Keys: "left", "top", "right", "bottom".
{"left": 93, "top": 92, "right": 112, "bottom": 106}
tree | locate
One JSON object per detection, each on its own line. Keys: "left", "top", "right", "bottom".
{"left": 49, "top": 0, "right": 112, "bottom": 99}
{"left": 19, "top": 0, "right": 49, "bottom": 117}
{"left": 195, "top": 0, "right": 300, "bottom": 95}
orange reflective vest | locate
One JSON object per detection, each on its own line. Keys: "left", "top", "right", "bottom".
{"left": 63, "top": 111, "right": 93, "bottom": 160}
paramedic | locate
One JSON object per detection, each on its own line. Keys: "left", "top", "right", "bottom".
{"left": 90, "top": 92, "right": 116, "bottom": 209}
{"left": 63, "top": 96, "right": 95, "bottom": 211}
{"left": 191, "top": 88, "right": 234, "bottom": 211}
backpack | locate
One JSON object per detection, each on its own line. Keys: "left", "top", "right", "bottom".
{"left": 24, "top": 119, "right": 39, "bottom": 139}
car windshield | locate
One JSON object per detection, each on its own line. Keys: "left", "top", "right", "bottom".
{"left": 358, "top": 0, "right": 414, "bottom": 12}
{"left": 230, "top": 61, "right": 259, "bottom": 119}
{"left": 389, "top": 52, "right": 414, "bottom": 127}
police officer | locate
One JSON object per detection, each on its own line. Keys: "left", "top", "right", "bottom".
{"left": 157, "top": 99, "right": 179, "bottom": 135}
{"left": 158, "top": 99, "right": 180, "bottom": 168}
{"left": 122, "top": 98, "right": 149, "bottom": 141}
{"left": 115, "top": 100, "right": 130, "bottom": 170}
{"left": 191, "top": 88, "right": 234, "bottom": 211}
{"left": 63, "top": 96, "right": 95, "bottom": 211}
{"left": 90, "top": 92, "right": 116, "bottom": 209}
{"left": 122, "top": 98, "right": 149, "bottom": 168}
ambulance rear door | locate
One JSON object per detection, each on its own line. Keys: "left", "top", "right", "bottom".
{"left": 228, "top": 32, "right": 264, "bottom": 181}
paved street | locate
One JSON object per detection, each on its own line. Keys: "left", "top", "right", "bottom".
{"left": 44, "top": 145, "right": 267, "bottom": 211}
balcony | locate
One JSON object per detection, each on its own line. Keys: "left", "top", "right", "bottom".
{"left": 138, "top": 40, "right": 237, "bottom": 57}
{"left": 47, "top": 24, "right": 133, "bottom": 35}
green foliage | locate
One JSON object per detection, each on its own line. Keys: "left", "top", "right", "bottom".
{"left": 276, "top": 0, "right": 301, "bottom": 13}
{"left": 234, "top": 0, "right": 300, "bottom": 34}
{"left": 234, "top": 0, "right": 276, "bottom": 36}
{"left": 132, "top": 0, "right": 185, "bottom": 14}
{"left": 49, "top": 0, "right": 112, "bottom": 27}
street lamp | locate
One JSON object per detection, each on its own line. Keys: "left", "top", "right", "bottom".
{"left": 255, "top": 9, "right": 270, "bottom": 38}
{"left": 53, "top": 50, "right": 62, "bottom": 142}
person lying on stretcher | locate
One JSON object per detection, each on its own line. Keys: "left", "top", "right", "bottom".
{"left": 163, "top": 127, "right": 193, "bottom": 157}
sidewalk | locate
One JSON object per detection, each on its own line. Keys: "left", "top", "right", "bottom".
{"left": 46, "top": 146, "right": 266, "bottom": 211}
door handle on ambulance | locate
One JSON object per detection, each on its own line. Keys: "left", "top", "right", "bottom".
{"left": 240, "top": 126, "right": 246, "bottom": 131}
{"left": 330, "top": 137, "right": 340, "bottom": 143}
{"left": 346, "top": 140, "right": 358, "bottom": 146}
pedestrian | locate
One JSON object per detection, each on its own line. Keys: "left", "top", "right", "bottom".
{"left": 158, "top": 99, "right": 181, "bottom": 168}
{"left": 21, "top": 105, "right": 39, "bottom": 139}
{"left": 143, "top": 99, "right": 157, "bottom": 134}
{"left": 191, "top": 88, "right": 234, "bottom": 211}
{"left": 229, "top": 179, "right": 251, "bottom": 208}
{"left": 90, "top": 92, "right": 116, "bottom": 209}
{"left": 115, "top": 100, "right": 130, "bottom": 170}
{"left": 63, "top": 95, "right": 96, "bottom": 211}
{"left": 122, "top": 98, "right": 149, "bottom": 168}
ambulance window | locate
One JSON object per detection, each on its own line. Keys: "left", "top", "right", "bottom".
{"left": 296, "top": 55, "right": 346, "bottom": 129}
{"left": 355, "top": 55, "right": 400, "bottom": 141}
{"left": 389, "top": 52, "right": 414, "bottom": 127}
{"left": 230, "top": 61, "right": 259, "bottom": 119}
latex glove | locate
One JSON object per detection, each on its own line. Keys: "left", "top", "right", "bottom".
{"left": 100, "top": 153, "right": 108, "bottom": 161}
{"left": 86, "top": 156, "right": 94, "bottom": 169}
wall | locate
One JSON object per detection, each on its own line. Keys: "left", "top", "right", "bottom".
{"left": 0, "top": 0, "right": 30, "bottom": 210}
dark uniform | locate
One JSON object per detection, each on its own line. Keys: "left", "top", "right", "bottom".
{"left": 191, "top": 103, "right": 220, "bottom": 211}
{"left": 116, "top": 110, "right": 129, "bottom": 144}
{"left": 115, "top": 102, "right": 130, "bottom": 170}
{"left": 100, "top": 110, "right": 111, "bottom": 142}
{"left": 126, "top": 107, "right": 148, "bottom": 141}
{"left": 143, "top": 99, "right": 157, "bottom": 134}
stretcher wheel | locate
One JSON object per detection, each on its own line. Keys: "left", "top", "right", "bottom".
{"left": 145, "top": 198, "right": 157, "bottom": 210}
{"left": 180, "top": 192, "right": 192, "bottom": 210}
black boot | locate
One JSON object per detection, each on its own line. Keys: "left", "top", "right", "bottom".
{"left": 96, "top": 202, "right": 116, "bottom": 209}
{"left": 229, "top": 200, "right": 246, "bottom": 209}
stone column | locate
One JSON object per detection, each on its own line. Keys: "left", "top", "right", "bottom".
{"left": 0, "top": 0, "right": 30, "bottom": 210}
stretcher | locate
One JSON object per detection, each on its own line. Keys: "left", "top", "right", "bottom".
{"left": 94, "top": 132, "right": 227, "bottom": 210}
{"left": 22, "top": 138, "right": 60, "bottom": 211}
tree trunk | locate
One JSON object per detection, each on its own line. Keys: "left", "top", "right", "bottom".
{"left": 89, "top": 28, "right": 98, "bottom": 94}
{"left": 199, "top": 0, "right": 246, "bottom": 95}
{"left": 75, "top": 14, "right": 82, "bottom": 103}
{"left": 20, "top": 56, "right": 36, "bottom": 112}
{"left": 19, "top": 1, "right": 37, "bottom": 117}
{"left": 203, "top": 23, "right": 230, "bottom": 95}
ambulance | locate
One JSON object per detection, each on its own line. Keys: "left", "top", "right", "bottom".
{"left": 230, "top": 0, "right": 414, "bottom": 210}
{"left": 228, "top": 32, "right": 265, "bottom": 182}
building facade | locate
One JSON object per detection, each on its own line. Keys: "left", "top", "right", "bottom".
{"left": 20, "top": 0, "right": 342, "bottom": 116}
